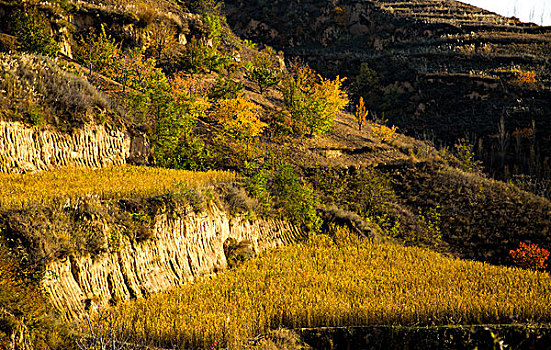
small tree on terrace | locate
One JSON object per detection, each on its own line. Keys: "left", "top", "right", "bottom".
{"left": 209, "top": 95, "right": 267, "bottom": 160}
{"left": 355, "top": 97, "right": 369, "bottom": 131}
{"left": 281, "top": 62, "right": 348, "bottom": 137}
{"left": 210, "top": 95, "right": 267, "bottom": 142}
{"left": 245, "top": 46, "right": 281, "bottom": 94}
{"left": 74, "top": 25, "right": 119, "bottom": 75}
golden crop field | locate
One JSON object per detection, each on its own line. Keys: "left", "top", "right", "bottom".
{"left": 102, "top": 229, "right": 551, "bottom": 349}
{"left": 0, "top": 165, "right": 235, "bottom": 209}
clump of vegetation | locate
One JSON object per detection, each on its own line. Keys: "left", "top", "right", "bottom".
{"left": 453, "top": 139, "right": 482, "bottom": 173}
{"left": 144, "top": 21, "right": 179, "bottom": 61}
{"left": 509, "top": 242, "right": 549, "bottom": 270}
{"left": 311, "top": 166, "right": 396, "bottom": 221}
{"left": 413, "top": 206, "right": 442, "bottom": 248}
{"left": 281, "top": 62, "right": 348, "bottom": 137}
{"left": 0, "top": 53, "right": 112, "bottom": 126}
{"left": 96, "top": 227, "right": 551, "bottom": 349}
{"left": 177, "top": 37, "right": 229, "bottom": 74}
{"left": 74, "top": 25, "right": 120, "bottom": 76}
{"left": 0, "top": 247, "right": 68, "bottom": 349}
{"left": 244, "top": 161, "right": 321, "bottom": 232}
{"left": 272, "top": 163, "right": 321, "bottom": 232}
{"left": 10, "top": 9, "right": 58, "bottom": 57}
{"left": 209, "top": 95, "right": 267, "bottom": 163}
{"left": 0, "top": 165, "right": 235, "bottom": 210}
{"left": 245, "top": 46, "right": 281, "bottom": 93}
{"left": 371, "top": 124, "right": 398, "bottom": 143}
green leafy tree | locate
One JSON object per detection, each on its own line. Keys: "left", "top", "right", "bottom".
{"left": 11, "top": 9, "right": 58, "bottom": 57}
{"left": 281, "top": 62, "right": 348, "bottom": 136}
{"left": 245, "top": 47, "right": 281, "bottom": 93}
{"left": 273, "top": 163, "right": 321, "bottom": 232}
{"left": 177, "top": 37, "right": 228, "bottom": 74}
{"left": 202, "top": 14, "right": 224, "bottom": 46}
{"left": 74, "top": 25, "right": 120, "bottom": 75}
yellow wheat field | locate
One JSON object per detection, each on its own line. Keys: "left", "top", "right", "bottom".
{"left": 102, "top": 230, "right": 551, "bottom": 348}
{"left": 0, "top": 165, "right": 235, "bottom": 209}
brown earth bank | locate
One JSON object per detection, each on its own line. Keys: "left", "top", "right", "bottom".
{"left": 0, "top": 188, "right": 304, "bottom": 321}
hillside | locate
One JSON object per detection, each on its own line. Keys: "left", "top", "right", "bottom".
{"left": 0, "top": 0, "right": 550, "bottom": 348}
{"left": 226, "top": 0, "right": 551, "bottom": 187}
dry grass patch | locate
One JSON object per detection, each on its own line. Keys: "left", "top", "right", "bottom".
{"left": 0, "top": 165, "right": 235, "bottom": 209}
{"left": 100, "top": 228, "right": 551, "bottom": 349}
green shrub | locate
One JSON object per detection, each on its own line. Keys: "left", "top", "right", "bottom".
{"left": 27, "top": 104, "right": 44, "bottom": 126}
{"left": 245, "top": 47, "right": 281, "bottom": 93}
{"left": 208, "top": 77, "right": 245, "bottom": 99}
{"left": 177, "top": 38, "right": 229, "bottom": 74}
{"left": 273, "top": 164, "right": 321, "bottom": 232}
{"left": 74, "top": 25, "right": 120, "bottom": 75}
{"left": 454, "top": 139, "right": 481, "bottom": 172}
{"left": 312, "top": 167, "right": 396, "bottom": 219}
{"left": 310, "top": 166, "right": 403, "bottom": 238}
{"left": 244, "top": 161, "right": 273, "bottom": 213}
{"left": 10, "top": 9, "right": 58, "bottom": 57}
{"left": 414, "top": 206, "right": 442, "bottom": 248}
{"left": 202, "top": 14, "right": 224, "bottom": 46}
{"left": 246, "top": 66, "right": 280, "bottom": 93}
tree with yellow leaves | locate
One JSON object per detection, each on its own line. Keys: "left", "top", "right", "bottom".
{"left": 209, "top": 95, "right": 267, "bottom": 164}
{"left": 355, "top": 97, "right": 369, "bottom": 131}
{"left": 210, "top": 95, "right": 267, "bottom": 144}
{"left": 282, "top": 62, "right": 348, "bottom": 136}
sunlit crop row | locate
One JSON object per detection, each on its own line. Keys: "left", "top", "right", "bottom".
{"left": 102, "top": 229, "right": 551, "bottom": 349}
{"left": 0, "top": 165, "right": 235, "bottom": 209}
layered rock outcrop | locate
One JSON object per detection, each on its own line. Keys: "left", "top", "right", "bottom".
{"left": 42, "top": 202, "right": 303, "bottom": 320}
{"left": 0, "top": 121, "right": 149, "bottom": 173}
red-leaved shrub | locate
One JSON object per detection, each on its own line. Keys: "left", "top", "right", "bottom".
{"left": 509, "top": 242, "right": 550, "bottom": 270}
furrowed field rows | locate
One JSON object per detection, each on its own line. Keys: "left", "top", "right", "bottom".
{"left": 0, "top": 165, "right": 236, "bottom": 209}
{"left": 99, "top": 230, "right": 551, "bottom": 349}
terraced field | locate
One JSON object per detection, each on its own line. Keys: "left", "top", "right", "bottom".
{"left": 96, "top": 229, "right": 551, "bottom": 348}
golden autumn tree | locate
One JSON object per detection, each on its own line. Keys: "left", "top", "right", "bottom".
{"left": 210, "top": 95, "right": 267, "bottom": 143}
{"left": 282, "top": 62, "right": 348, "bottom": 136}
{"left": 355, "top": 97, "right": 369, "bottom": 131}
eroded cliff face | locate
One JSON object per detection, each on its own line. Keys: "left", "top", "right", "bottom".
{"left": 42, "top": 202, "right": 303, "bottom": 320}
{"left": 0, "top": 121, "right": 149, "bottom": 173}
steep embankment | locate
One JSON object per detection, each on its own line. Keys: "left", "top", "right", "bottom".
{"left": 0, "top": 166, "right": 304, "bottom": 320}
{"left": 43, "top": 200, "right": 302, "bottom": 320}
{"left": 0, "top": 52, "right": 150, "bottom": 172}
